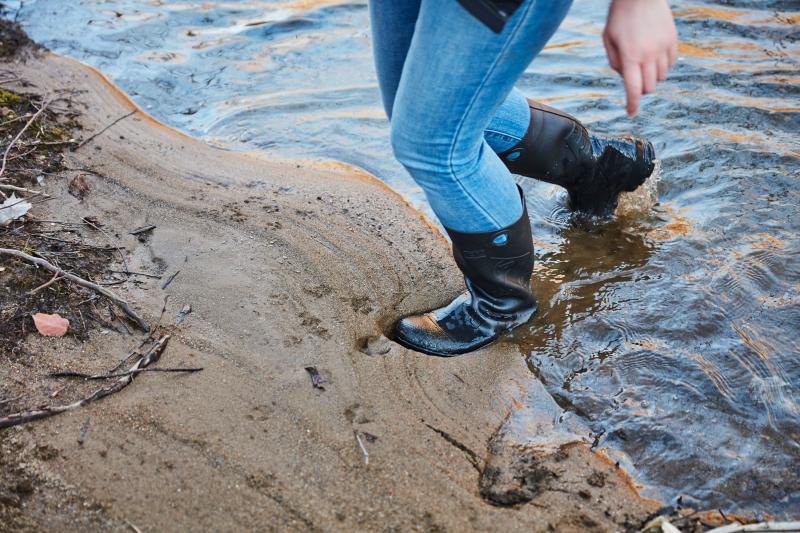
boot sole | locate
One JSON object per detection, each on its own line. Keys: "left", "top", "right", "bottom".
{"left": 393, "top": 330, "right": 499, "bottom": 357}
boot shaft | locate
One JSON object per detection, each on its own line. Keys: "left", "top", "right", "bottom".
{"left": 499, "top": 100, "right": 594, "bottom": 187}
{"left": 444, "top": 190, "right": 534, "bottom": 306}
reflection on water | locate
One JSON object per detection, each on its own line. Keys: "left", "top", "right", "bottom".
{"left": 8, "top": 0, "right": 799, "bottom": 516}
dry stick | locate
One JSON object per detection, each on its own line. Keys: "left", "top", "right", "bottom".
{"left": 354, "top": 430, "right": 369, "bottom": 465}
{"left": 0, "top": 98, "right": 51, "bottom": 181}
{"left": 0, "top": 113, "right": 31, "bottom": 128}
{"left": 0, "top": 194, "right": 32, "bottom": 211}
{"left": 110, "top": 269, "right": 161, "bottom": 279}
{"left": 108, "top": 303, "right": 133, "bottom": 335}
{"left": 107, "top": 349, "right": 139, "bottom": 375}
{"left": 28, "top": 270, "right": 63, "bottom": 295}
{"left": 0, "top": 395, "right": 23, "bottom": 406}
{"left": 82, "top": 217, "right": 129, "bottom": 274}
{"left": 129, "top": 224, "right": 156, "bottom": 236}
{"left": 153, "top": 295, "right": 169, "bottom": 333}
{"left": 74, "top": 110, "right": 137, "bottom": 150}
{"left": 0, "top": 335, "right": 170, "bottom": 429}
{"left": 50, "top": 366, "right": 203, "bottom": 380}
{"left": 0, "top": 183, "right": 49, "bottom": 197}
{"left": 0, "top": 191, "right": 52, "bottom": 211}
{"left": 161, "top": 270, "right": 180, "bottom": 290}
{"left": 0, "top": 247, "right": 149, "bottom": 332}
{"left": 126, "top": 520, "right": 144, "bottom": 533}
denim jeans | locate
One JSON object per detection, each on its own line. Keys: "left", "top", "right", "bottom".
{"left": 369, "top": 0, "right": 572, "bottom": 232}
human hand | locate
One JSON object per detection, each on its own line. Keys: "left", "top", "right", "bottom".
{"left": 603, "top": 0, "right": 678, "bottom": 116}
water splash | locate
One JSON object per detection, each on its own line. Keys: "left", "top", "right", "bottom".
{"left": 616, "top": 159, "right": 661, "bottom": 218}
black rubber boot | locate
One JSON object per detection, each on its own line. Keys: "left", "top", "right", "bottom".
{"left": 498, "top": 100, "right": 656, "bottom": 216}
{"left": 393, "top": 189, "right": 537, "bottom": 357}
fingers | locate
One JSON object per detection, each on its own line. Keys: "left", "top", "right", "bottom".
{"left": 642, "top": 60, "right": 658, "bottom": 94}
{"left": 622, "top": 61, "right": 642, "bottom": 116}
{"left": 668, "top": 41, "right": 678, "bottom": 67}
{"left": 604, "top": 33, "right": 622, "bottom": 73}
{"left": 657, "top": 54, "right": 669, "bottom": 81}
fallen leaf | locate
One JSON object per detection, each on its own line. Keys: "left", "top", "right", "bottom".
{"left": 32, "top": 313, "right": 69, "bottom": 337}
{"left": 68, "top": 174, "right": 90, "bottom": 200}
{"left": 0, "top": 194, "right": 32, "bottom": 225}
{"left": 304, "top": 366, "right": 328, "bottom": 391}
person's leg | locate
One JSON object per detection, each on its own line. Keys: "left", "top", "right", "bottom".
{"left": 368, "top": 0, "right": 420, "bottom": 119}
{"left": 390, "top": 0, "right": 571, "bottom": 233}
{"left": 368, "top": 0, "right": 530, "bottom": 149}
{"left": 389, "top": 0, "right": 572, "bottom": 356}
{"left": 482, "top": 88, "right": 531, "bottom": 153}
{"left": 368, "top": 1, "right": 654, "bottom": 219}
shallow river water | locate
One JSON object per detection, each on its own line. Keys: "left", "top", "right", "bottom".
{"left": 8, "top": 0, "right": 799, "bottom": 517}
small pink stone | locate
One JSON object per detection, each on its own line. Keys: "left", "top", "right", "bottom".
{"left": 32, "top": 312, "right": 69, "bottom": 337}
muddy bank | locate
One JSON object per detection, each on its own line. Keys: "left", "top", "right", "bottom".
{"left": 0, "top": 42, "right": 666, "bottom": 532}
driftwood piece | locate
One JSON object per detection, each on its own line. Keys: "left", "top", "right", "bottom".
{"left": 0, "top": 336, "right": 170, "bottom": 429}
{"left": 0, "top": 247, "right": 148, "bottom": 331}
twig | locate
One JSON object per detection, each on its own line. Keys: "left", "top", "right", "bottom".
{"left": 110, "top": 269, "right": 161, "bottom": 279}
{"left": 74, "top": 110, "right": 136, "bottom": 150}
{"left": 0, "top": 336, "right": 170, "bottom": 429}
{"left": 126, "top": 520, "right": 143, "bottom": 533}
{"left": 13, "top": 1, "right": 24, "bottom": 23}
{"left": 0, "top": 97, "right": 51, "bottom": 181}
{"left": 161, "top": 270, "right": 180, "bottom": 290}
{"left": 50, "top": 366, "right": 203, "bottom": 380}
{"left": 108, "top": 303, "right": 132, "bottom": 335}
{"left": 354, "top": 430, "right": 369, "bottom": 465}
{"left": 82, "top": 217, "right": 129, "bottom": 274}
{"left": 26, "top": 219, "right": 82, "bottom": 226}
{"left": 0, "top": 193, "right": 51, "bottom": 213}
{"left": 0, "top": 113, "right": 32, "bottom": 128}
{"left": 28, "top": 270, "right": 63, "bottom": 295}
{"left": 108, "top": 349, "right": 139, "bottom": 375}
{"left": 129, "top": 224, "right": 156, "bottom": 236}
{"left": 0, "top": 247, "right": 149, "bottom": 332}
{"left": 0, "top": 394, "right": 23, "bottom": 406}
{"left": 152, "top": 295, "right": 169, "bottom": 334}
{"left": 0, "top": 183, "right": 49, "bottom": 197}
{"left": 0, "top": 194, "right": 32, "bottom": 211}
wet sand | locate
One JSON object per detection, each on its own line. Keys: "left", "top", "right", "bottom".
{"left": 0, "top": 46, "right": 662, "bottom": 531}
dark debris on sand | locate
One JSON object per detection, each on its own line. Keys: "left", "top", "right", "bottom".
{"left": 0, "top": 16, "right": 36, "bottom": 58}
{"left": 0, "top": 18, "right": 131, "bottom": 358}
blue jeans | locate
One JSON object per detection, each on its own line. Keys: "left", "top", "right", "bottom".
{"left": 369, "top": 0, "right": 572, "bottom": 232}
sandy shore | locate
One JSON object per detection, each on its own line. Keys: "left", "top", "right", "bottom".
{"left": 0, "top": 44, "right": 663, "bottom": 532}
